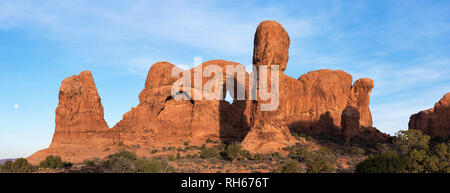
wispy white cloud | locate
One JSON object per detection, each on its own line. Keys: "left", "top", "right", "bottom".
{"left": 0, "top": 0, "right": 448, "bottom": 137}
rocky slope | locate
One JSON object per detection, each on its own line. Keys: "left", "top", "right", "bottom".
{"left": 28, "top": 20, "right": 388, "bottom": 164}
{"left": 409, "top": 93, "right": 450, "bottom": 140}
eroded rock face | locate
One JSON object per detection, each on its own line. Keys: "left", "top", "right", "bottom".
{"left": 341, "top": 106, "right": 360, "bottom": 140}
{"left": 242, "top": 21, "right": 384, "bottom": 152}
{"left": 27, "top": 71, "right": 117, "bottom": 164}
{"left": 28, "top": 20, "right": 387, "bottom": 163}
{"left": 409, "top": 93, "right": 450, "bottom": 139}
{"left": 253, "top": 20, "right": 290, "bottom": 72}
{"left": 113, "top": 60, "right": 251, "bottom": 156}
{"left": 293, "top": 70, "right": 353, "bottom": 135}
{"left": 242, "top": 20, "right": 298, "bottom": 152}
{"left": 52, "top": 71, "right": 111, "bottom": 144}
{"left": 348, "top": 78, "right": 374, "bottom": 128}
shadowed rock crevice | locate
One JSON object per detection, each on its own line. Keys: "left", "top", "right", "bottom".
{"left": 341, "top": 106, "right": 360, "bottom": 141}
{"left": 218, "top": 77, "right": 251, "bottom": 143}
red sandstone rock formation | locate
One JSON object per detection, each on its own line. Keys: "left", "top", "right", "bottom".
{"left": 253, "top": 20, "right": 290, "bottom": 71}
{"left": 242, "top": 21, "right": 383, "bottom": 153}
{"left": 341, "top": 106, "right": 360, "bottom": 140}
{"left": 28, "top": 20, "right": 387, "bottom": 163}
{"left": 294, "top": 69, "right": 353, "bottom": 135}
{"left": 27, "top": 71, "right": 118, "bottom": 164}
{"left": 349, "top": 78, "right": 374, "bottom": 128}
{"left": 113, "top": 60, "right": 251, "bottom": 157}
{"left": 409, "top": 93, "right": 450, "bottom": 139}
{"left": 241, "top": 20, "right": 297, "bottom": 153}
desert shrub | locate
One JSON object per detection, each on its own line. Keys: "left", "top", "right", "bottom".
{"left": 212, "top": 143, "right": 226, "bottom": 151}
{"left": 182, "top": 140, "right": 191, "bottom": 150}
{"left": 393, "top": 130, "right": 448, "bottom": 173}
{"left": 298, "top": 134, "right": 316, "bottom": 143}
{"left": 134, "top": 158, "right": 175, "bottom": 173}
{"left": 358, "top": 130, "right": 449, "bottom": 173}
{"left": 200, "top": 145, "right": 219, "bottom": 159}
{"left": 289, "top": 145, "right": 311, "bottom": 162}
{"left": 84, "top": 157, "right": 105, "bottom": 167}
{"left": 290, "top": 145, "right": 318, "bottom": 162}
{"left": 402, "top": 148, "right": 443, "bottom": 173}
{"left": 10, "top": 158, "right": 34, "bottom": 173}
{"left": 272, "top": 161, "right": 302, "bottom": 173}
{"left": 253, "top": 154, "right": 263, "bottom": 161}
{"left": 92, "top": 158, "right": 104, "bottom": 166}
{"left": 104, "top": 150, "right": 138, "bottom": 173}
{"left": 223, "top": 143, "right": 243, "bottom": 162}
{"left": 317, "top": 147, "right": 335, "bottom": 158}
{"left": 375, "top": 143, "right": 394, "bottom": 154}
{"left": 433, "top": 143, "right": 449, "bottom": 160}
{"left": 84, "top": 160, "right": 96, "bottom": 167}
{"left": 102, "top": 150, "right": 176, "bottom": 173}
{"left": 307, "top": 156, "right": 335, "bottom": 173}
{"left": 349, "top": 146, "right": 366, "bottom": 155}
{"left": 39, "top": 155, "right": 63, "bottom": 169}
{"left": 433, "top": 143, "right": 450, "bottom": 172}
{"left": 394, "top": 130, "right": 430, "bottom": 154}
{"left": 168, "top": 155, "right": 175, "bottom": 161}
{"left": 289, "top": 145, "right": 336, "bottom": 173}
{"left": 151, "top": 149, "right": 158, "bottom": 154}
{"left": 241, "top": 150, "right": 253, "bottom": 160}
{"left": 272, "top": 152, "right": 282, "bottom": 159}
{"left": 0, "top": 160, "right": 13, "bottom": 173}
{"left": 206, "top": 138, "right": 219, "bottom": 144}
{"left": 355, "top": 152, "right": 405, "bottom": 173}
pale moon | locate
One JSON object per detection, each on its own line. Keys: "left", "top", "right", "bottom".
{"left": 14, "top": 104, "right": 19, "bottom": 109}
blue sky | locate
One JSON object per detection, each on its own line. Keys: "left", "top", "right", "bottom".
{"left": 0, "top": 0, "right": 449, "bottom": 159}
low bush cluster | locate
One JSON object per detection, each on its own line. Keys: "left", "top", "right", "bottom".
{"left": 84, "top": 149, "right": 176, "bottom": 173}
{"left": 272, "top": 161, "right": 302, "bottom": 173}
{"left": 200, "top": 144, "right": 219, "bottom": 159}
{"left": 355, "top": 152, "right": 405, "bottom": 173}
{"left": 222, "top": 143, "right": 252, "bottom": 162}
{"left": 0, "top": 158, "right": 34, "bottom": 173}
{"left": 39, "top": 155, "right": 63, "bottom": 169}
{"left": 356, "top": 130, "right": 449, "bottom": 173}
{"left": 287, "top": 145, "right": 336, "bottom": 173}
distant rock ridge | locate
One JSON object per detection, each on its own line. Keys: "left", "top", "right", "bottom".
{"left": 27, "top": 20, "right": 388, "bottom": 164}
{"left": 409, "top": 93, "right": 450, "bottom": 140}
{"left": 0, "top": 159, "right": 16, "bottom": 164}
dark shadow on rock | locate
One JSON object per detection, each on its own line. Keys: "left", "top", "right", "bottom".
{"left": 288, "top": 111, "right": 339, "bottom": 137}
{"left": 341, "top": 106, "right": 360, "bottom": 141}
{"left": 287, "top": 109, "right": 390, "bottom": 146}
{"left": 218, "top": 78, "right": 250, "bottom": 144}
